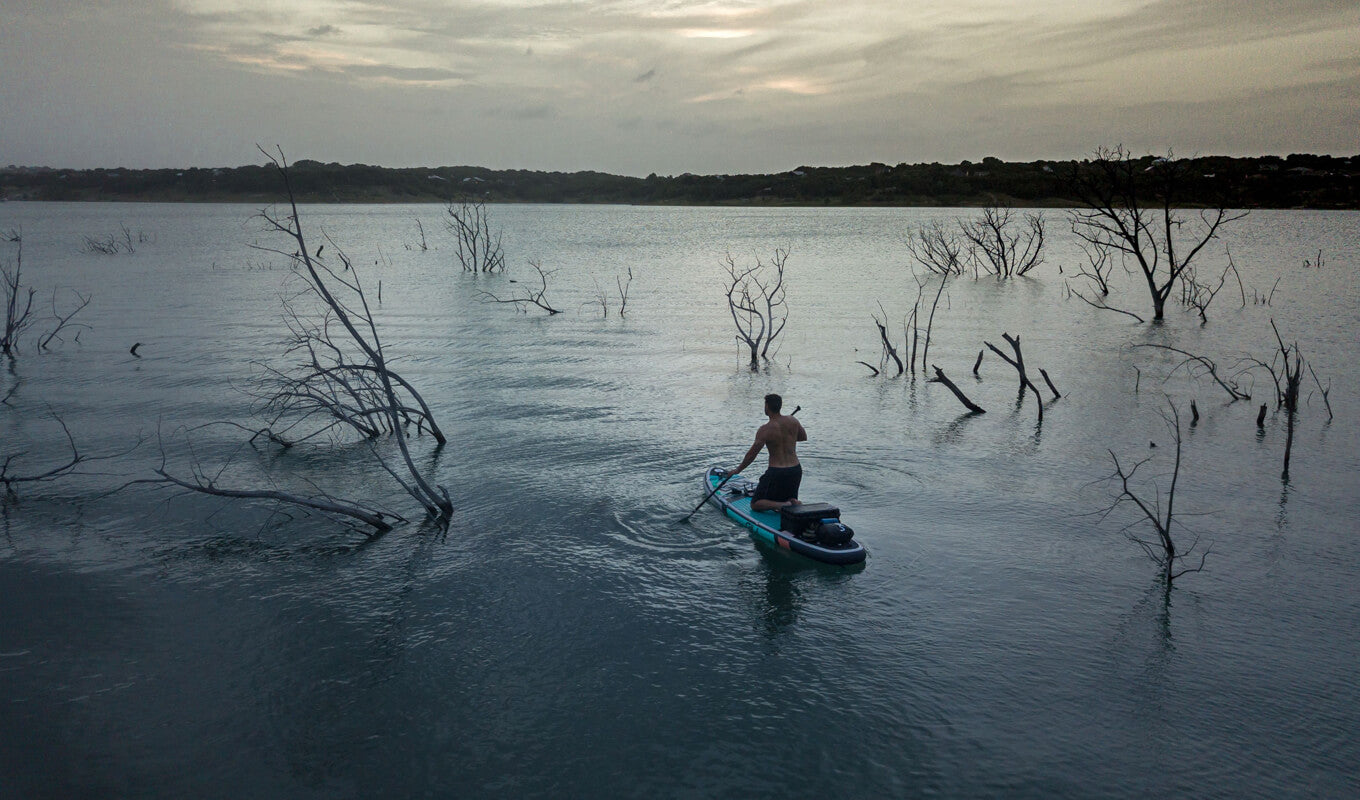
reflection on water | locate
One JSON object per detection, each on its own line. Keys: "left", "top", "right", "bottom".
{"left": 1, "top": 203, "right": 1358, "bottom": 798}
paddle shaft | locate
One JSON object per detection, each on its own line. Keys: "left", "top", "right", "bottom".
{"left": 679, "top": 405, "right": 800, "bottom": 523}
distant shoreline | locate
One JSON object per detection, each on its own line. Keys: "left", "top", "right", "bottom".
{"left": 4, "top": 154, "right": 1356, "bottom": 209}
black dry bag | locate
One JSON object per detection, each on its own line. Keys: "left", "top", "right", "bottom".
{"left": 816, "top": 521, "right": 854, "bottom": 547}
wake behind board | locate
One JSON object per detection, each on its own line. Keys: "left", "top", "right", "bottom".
{"left": 704, "top": 467, "right": 866, "bottom": 565}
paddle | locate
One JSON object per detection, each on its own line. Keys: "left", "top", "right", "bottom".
{"left": 678, "top": 405, "right": 799, "bottom": 523}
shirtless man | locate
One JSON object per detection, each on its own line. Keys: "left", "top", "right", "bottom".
{"left": 727, "top": 393, "right": 806, "bottom": 511}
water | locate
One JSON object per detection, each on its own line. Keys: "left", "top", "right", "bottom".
{"left": 2, "top": 202, "right": 1358, "bottom": 798}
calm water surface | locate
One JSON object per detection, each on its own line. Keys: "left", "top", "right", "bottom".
{"left": 2, "top": 203, "right": 1358, "bottom": 798}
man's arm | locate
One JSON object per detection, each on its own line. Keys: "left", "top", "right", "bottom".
{"left": 796, "top": 420, "right": 807, "bottom": 442}
{"left": 730, "top": 432, "right": 766, "bottom": 475}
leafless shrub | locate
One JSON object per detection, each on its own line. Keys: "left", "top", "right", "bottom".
{"left": 960, "top": 205, "right": 1046, "bottom": 278}
{"left": 616, "top": 268, "right": 633, "bottom": 318}
{"left": 723, "top": 248, "right": 789, "bottom": 368}
{"left": 2, "top": 411, "right": 135, "bottom": 499}
{"left": 479, "top": 260, "right": 560, "bottom": 315}
{"left": 1071, "top": 243, "right": 1114, "bottom": 296}
{"left": 445, "top": 200, "right": 505, "bottom": 272}
{"left": 2, "top": 237, "right": 37, "bottom": 356}
{"left": 905, "top": 221, "right": 971, "bottom": 276}
{"left": 80, "top": 224, "right": 144, "bottom": 255}
{"left": 1095, "top": 399, "right": 1209, "bottom": 585}
{"left": 1130, "top": 344, "right": 1251, "bottom": 402}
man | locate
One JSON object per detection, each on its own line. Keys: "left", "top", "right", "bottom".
{"left": 728, "top": 393, "right": 806, "bottom": 511}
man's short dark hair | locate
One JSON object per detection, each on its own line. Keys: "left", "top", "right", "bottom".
{"left": 764, "top": 394, "right": 783, "bottom": 414}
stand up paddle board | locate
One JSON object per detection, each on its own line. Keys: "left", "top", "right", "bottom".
{"left": 703, "top": 467, "right": 866, "bottom": 565}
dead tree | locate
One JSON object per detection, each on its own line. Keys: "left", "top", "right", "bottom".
{"left": 445, "top": 200, "right": 505, "bottom": 272}
{"left": 478, "top": 260, "right": 560, "bottom": 315}
{"left": 905, "top": 221, "right": 970, "bottom": 276}
{"left": 253, "top": 146, "right": 452, "bottom": 522}
{"left": 929, "top": 366, "right": 985, "bottom": 414}
{"left": 983, "top": 332, "right": 1045, "bottom": 420}
{"left": 959, "top": 206, "right": 1046, "bottom": 278}
{"left": 1072, "top": 243, "right": 1114, "bottom": 296}
{"left": 1268, "top": 321, "right": 1306, "bottom": 481}
{"left": 252, "top": 287, "right": 445, "bottom": 445}
{"left": 616, "top": 268, "right": 633, "bottom": 318}
{"left": 39, "top": 290, "right": 92, "bottom": 350}
{"left": 1179, "top": 251, "right": 1241, "bottom": 324}
{"left": 916, "top": 273, "right": 949, "bottom": 375}
{"left": 588, "top": 278, "right": 611, "bottom": 318}
{"left": 138, "top": 430, "right": 403, "bottom": 534}
{"left": 870, "top": 305, "right": 904, "bottom": 376}
{"left": 1130, "top": 344, "right": 1250, "bottom": 402}
{"left": 3, "top": 235, "right": 92, "bottom": 356}
{"left": 2, "top": 237, "right": 37, "bottom": 356}
{"left": 1, "top": 413, "right": 85, "bottom": 498}
{"left": 1069, "top": 147, "right": 1247, "bottom": 322}
{"left": 1098, "top": 400, "right": 1208, "bottom": 585}
{"left": 722, "top": 249, "right": 789, "bottom": 368}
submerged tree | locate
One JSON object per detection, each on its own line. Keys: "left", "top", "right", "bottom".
{"left": 1, "top": 236, "right": 36, "bottom": 356}
{"left": 959, "top": 205, "right": 1046, "bottom": 278}
{"left": 1069, "top": 147, "right": 1246, "bottom": 322}
{"left": 2, "top": 233, "right": 91, "bottom": 356}
{"left": 722, "top": 248, "right": 789, "bottom": 368}
{"left": 445, "top": 200, "right": 505, "bottom": 273}
{"left": 157, "top": 147, "right": 453, "bottom": 529}
{"left": 477, "top": 260, "right": 560, "bottom": 315}
{"left": 906, "top": 206, "right": 1045, "bottom": 279}
{"left": 1098, "top": 400, "right": 1209, "bottom": 585}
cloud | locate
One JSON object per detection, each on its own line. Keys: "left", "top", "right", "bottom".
{"left": 2, "top": 0, "right": 1357, "bottom": 172}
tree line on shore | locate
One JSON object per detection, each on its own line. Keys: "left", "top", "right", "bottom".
{"left": 3, "top": 153, "right": 1357, "bottom": 208}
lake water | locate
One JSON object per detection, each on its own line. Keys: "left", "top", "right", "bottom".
{"left": 2, "top": 202, "right": 1357, "bottom": 798}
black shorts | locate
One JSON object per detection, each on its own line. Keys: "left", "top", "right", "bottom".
{"left": 753, "top": 464, "right": 802, "bottom": 503}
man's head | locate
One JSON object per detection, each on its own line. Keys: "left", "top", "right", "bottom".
{"left": 764, "top": 393, "right": 783, "bottom": 415}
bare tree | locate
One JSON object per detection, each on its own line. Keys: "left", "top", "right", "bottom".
{"left": 1130, "top": 344, "right": 1250, "bottom": 402}
{"left": 904, "top": 221, "right": 971, "bottom": 276}
{"left": 445, "top": 200, "right": 505, "bottom": 272}
{"left": 3, "top": 234, "right": 93, "bottom": 356}
{"left": 929, "top": 366, "right": 986, "bottom": 414}
{"left": 251, "top": 146, "right": 452, "bottom": 522}
{"left": 983, "top": 332, "right": 1046, "bottom": 421}
{"left": 1, "top": 412, "right": 135, "bottom": 499}
{"left": 1098, "top": 400, "right": 1209, "bottom": 585}
{"left": 1071, "top": 242, "right": 1114, "bottom": 296}
{"left": 960, "top": 205, "right": 1046, "bottom": 278}
{"left": 616, "top": 267, "right": 633, "bottom": 318}
{"left": 869, "top": 305, "right": 904, "bottom": 376}
{"left": 478, "top": 260, "right": 560, "bottom": 315}
{"left": 1069, "top": 147, "right": 1247, "bottom": 322}
{"left": 135, "top": 428, "right": 403, "bottom": 534}
{"left": 722, "top": 249, "right": 789, "bottom": 368}
{"left": 252, "top": 282, "right": 445, "bottom": 445}
{"left": 2, "top": 237, "right": 37, "bottom": 356}
{"left": 38, "top": 290, "right": 92, "bottom": 350}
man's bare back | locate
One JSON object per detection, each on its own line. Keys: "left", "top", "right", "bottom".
{"left": 729, "top": 394, "right": 807, "bottom": 511}
{"left": 757, "top": 415, "right": 804, "bottom": 468}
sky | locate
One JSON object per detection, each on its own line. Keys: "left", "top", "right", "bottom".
{"left": 3, "top": 0, "right": 1358, "bottom": 175}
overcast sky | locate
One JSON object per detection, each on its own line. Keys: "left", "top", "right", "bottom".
{"left": 4, "top": 0, "right": 1357, "bottom": 174}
